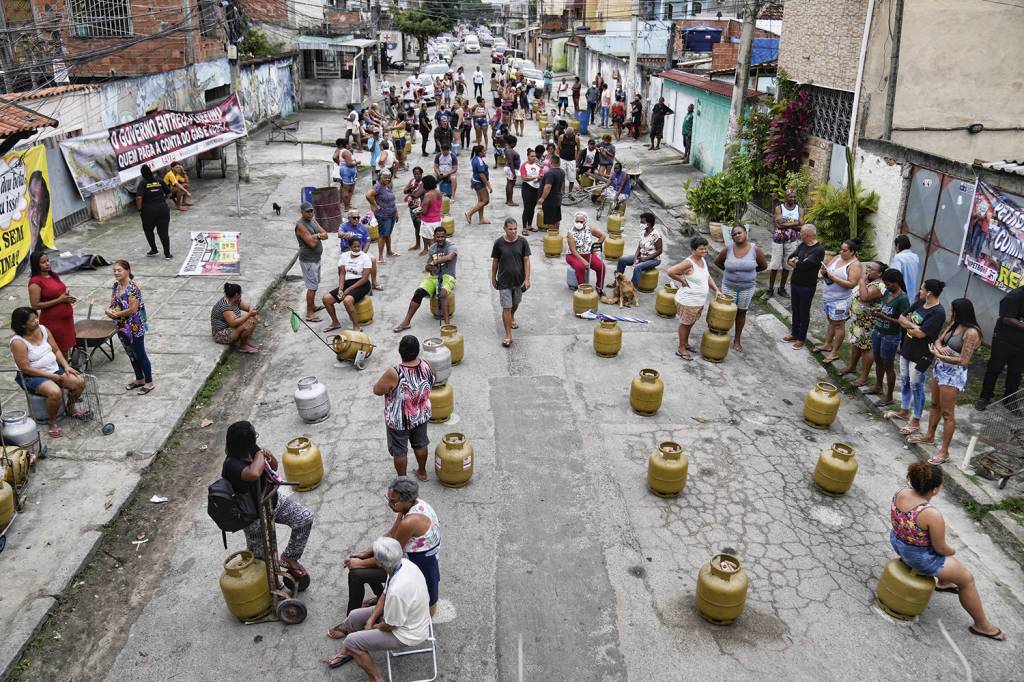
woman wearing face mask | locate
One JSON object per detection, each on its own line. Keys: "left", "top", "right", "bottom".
{"left": 519, "top": 147, "right": 543, "bottom": 232}
{"left": 668, "top": 236, "right": 720, "bottom": 361}
{"left": 565, "top": 211, "right": 606, "bottom": 290}
{"left": 839, "top": 260, "right": 886, "bottom": 386}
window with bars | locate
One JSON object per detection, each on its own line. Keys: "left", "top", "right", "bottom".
{"left": 197, "top": 0, "right": 220, "bottom": 37}
{"left": 68, "top": 0, "right": 134, "bottom": 38}
{"left": 806, "top": 84, "right": 853, "bottom": 146}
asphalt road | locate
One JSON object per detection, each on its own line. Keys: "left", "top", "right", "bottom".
{"left": 95, "top": 49, "right": 1024, "bottom": 682}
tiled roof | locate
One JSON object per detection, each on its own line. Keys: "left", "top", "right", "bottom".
{"left": 658, "top": 69, "right": 764, "bottom": 100}
{"left": 0, "top": 84, "right": 96, "bottom": 102}
{"left": 0, "top": 99, "right": 58, "bottom": 136}
{"left": 977, "top": 160, "right": 1024, "bottom": 176}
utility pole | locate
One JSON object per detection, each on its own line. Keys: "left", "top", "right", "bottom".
{"left": 723, "top": 0, "right": 756, "bottom": 169}
{"left": 225, "top": 1, "right": 250, "bottom": 183}
{"left": 881, "top": 0, "right": 904, "bottom": 140}
{"left": 664, "top": 20, "right": 675, "bottom": 71}
{"left": 627, "top": 0, "right": 639, "bottom": 96}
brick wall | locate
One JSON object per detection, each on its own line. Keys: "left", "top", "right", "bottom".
{"left": 240, "top": 0, "right": 287, "bottom": 23}
{"left": 804, "top": 134, "right": 833, "bottom": 185}
{"left": 42, "top": 0, "right": 225, "bottom": 77}
{"left": 777, "top": 0, "right": 867, "bottom": 91}
{"left": 711, "top": 42, "right": 737, "bottom": 71}
{"left": 325, "top": 9, "right": 362, "bottom": 30}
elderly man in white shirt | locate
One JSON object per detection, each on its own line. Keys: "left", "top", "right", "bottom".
{"left": 324, "top": 537, "right": 431, "bottom": 679}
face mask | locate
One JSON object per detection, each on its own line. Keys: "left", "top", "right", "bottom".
{"left": 574, "top": 220, "right": 586, "bottom": 229}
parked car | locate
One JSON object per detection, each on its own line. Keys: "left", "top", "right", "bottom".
{"left": 479, "top": 32, "right": 494, "bottom": 47}
{"left": 464, "top": 35, "right": 480, "bottom": 53}
{"left": 520, "top": 67, "right": 545, "bottom": 90}
{"left": 509, "top": 57, "right": 535, "bottom": 71}
{"left": 493, "top": 38, "right": 507, "bottom": 50}
{"left": 491, "top": 46, "right": 508, "bottom": 64}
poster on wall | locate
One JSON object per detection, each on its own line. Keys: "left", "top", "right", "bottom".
{"left": 959, "top": 180, "right": 1024, "bottom": 292}
{"left": 0, "top": 145, "right": 55, "bottom": 288}
{"left": 60, "top": 95, "right": 247, "bottom": 198}
{"left": 178, "top": 231, "right": 240, "bottom": 276}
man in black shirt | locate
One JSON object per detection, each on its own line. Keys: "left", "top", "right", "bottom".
{"left": 783, "top": 224, "right": 826, "bottom": 348}
{"left": 976, "top": 284, "right": 1024, "bottom": 413}
{"left": 491, "top": 218, "right": 532, "bottom": 347}
{"left": 538, "top": 155, "right": 565, "bottom": 231}
{"left": 135, "top": 164, "right": 172, "bottom": 259}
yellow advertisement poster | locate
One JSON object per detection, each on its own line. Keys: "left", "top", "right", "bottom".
{"left": 0, "top": 145, "right": 55, "bottom": 288}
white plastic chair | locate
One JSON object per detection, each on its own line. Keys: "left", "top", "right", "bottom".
{"left": 385, "top": 620, "right": 437, "bottom": 682}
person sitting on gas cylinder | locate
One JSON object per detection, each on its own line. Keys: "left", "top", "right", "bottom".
{"left": 329, "top": 476, "right": 442, "bottom": 636}
{"left": 222, "top": 421, "right": 314, "bottom": 588}
{"left": 338, "top": 209, "right": 383, "bottom": 292}
{"left": 9, "top": 306, "right": 86, "bottom": 439}
{"left": 391, "top": 226, "right": 458, "bottom": 331}
{"left": 322, "top": 537, "right": 432, "bottom": 676}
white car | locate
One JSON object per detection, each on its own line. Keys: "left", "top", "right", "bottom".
{"left": 509, "top": 58, "right": 536, "bottom": 71}
{"left": 520, "top": 68, "right": 545, "bottom": 90}
{"left": 479, "top": 33, "right": 494, "bottom": 47}
{"left": 464, "top": 35, "right": 480, "bottom": 53}
{"left": 493, "top": 38, "right": 507, "bottom": 50}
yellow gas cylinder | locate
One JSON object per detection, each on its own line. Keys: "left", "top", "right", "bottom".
{"left": 440, "top": 325, "right": 464, "bottom": 365}
{"left": 543, "top": 229, "right": 563, "bottom": 257}
{"left": 637, "top": 267, "right": 659, "bottom": 293}
{"left": 429, "top": 384, "right": 454, "bottom": 423}
{"left": 368, "top": 221, "right": 380, "bottom": 242}
{"left": 441, "top": 215, "right": 456, "bottom": 237}
{"left": 700, "top": 329, "right": 730, "bottom": 363}
{"left": 579, "top": 173, "right": 594, "bottom": 188}
{"left": 647, "top": 442, "right": 688, "bottom": 496}
{"left": 282, "top": 437, "right": 324, "bottom": 492}
{"left": 536, "top": 208, "right": 547, "bottom": 231}
{"left": 804, "top": 381, "right": 841, "bottom": 429}
{"left": 696, "top": 553, "right": 749, "bottom": 625}
{"left": 813, "top": 442, "right": 859, "bottom": 495}
{"left": 571, "top": 119, "right": 580, "bottom": 132}
{"left": 630, "top": 368, "right": 664, "bottom": 416}
{"left": 876, "top": 558, "right": 936, "bottom": 620}
{"left": 0, "top": 480, "right": 15, "bottom": 529}
{"left": 593, "top": 320, "right": 622, "bottom": 357}
{"left": 430, "top": 290, "right": 455, "bottom": 318}
{"left": 573, "top": 284, "right": 599, "bottom": 314}
{"left": 434, "top": 432, "right": 474, "bottom": 487}
{"left": 603, "top": 235, "right": 625, "bottom": 260}
{"left": 331, "top": 330, "right": 374, "bottom": 362}
{"left": 220, "top": 550, "right": 273, "bottom": 621}
{"left": 442, "top": 196, "right": 451, "bottom": 216}
{"left": 706, "top": 294, "right": 738, "bottom": 332}
{"left": 356, "top": 296, "right": 373, "bottom": 325}
{"left": 607, "top": 212, "right": 624, "bottom": 236}
{"left": 655, "top": 284, "right": 678, "bottom": 318}
{"left": 2, "top": 447, "right": 28, "bottom": 487}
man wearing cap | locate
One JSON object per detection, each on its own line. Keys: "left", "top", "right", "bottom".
{"left": 392, "top": 226, "right": 457, "bottom": 331}
{"left": 338, "top": 209, "right": 383, "bottom": 291}
{"left": 433, "top": 114, "right": 454, "bottom": 155}
{"left": 296, "top": 202, "right": 329, "bottom": 322}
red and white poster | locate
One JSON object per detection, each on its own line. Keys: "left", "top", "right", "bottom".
{"left": 959, "top": 180, "right": 1024, "bottom": 292}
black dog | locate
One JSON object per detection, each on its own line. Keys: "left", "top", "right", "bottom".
{"left": 272, "top": 202, "right": 281, "bottom": 216}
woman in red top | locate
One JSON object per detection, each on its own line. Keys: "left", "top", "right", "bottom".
{"left": 611, "top": 99, "right": 626, "bottom": 141}
{"left": 28, "top": 251, "right": 77, "bottom": 356}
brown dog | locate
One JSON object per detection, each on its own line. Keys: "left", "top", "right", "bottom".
{"left": 600, "top": 272, "right": 640, "bottom": 308}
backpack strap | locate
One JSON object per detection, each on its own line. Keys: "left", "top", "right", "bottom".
{"left": 222, "top": 529, "right": 228, "bottom": 550}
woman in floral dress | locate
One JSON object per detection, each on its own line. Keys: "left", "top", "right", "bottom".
{"left": 106, "top": 260, "right": 155, "bottom": 394}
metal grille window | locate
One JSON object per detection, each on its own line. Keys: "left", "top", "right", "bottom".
{"left": 197, "top": 0, "right": 220, "bottom": 38}
{"left": 68, "top": 0, "right": 134, "bottom": 38}
{"left": 807, "top": 84, "right": 853, "bottom": 145}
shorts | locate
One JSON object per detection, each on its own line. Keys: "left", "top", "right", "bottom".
{"left": 932, "top": 359, "right": 968, "bottom": 392}
{"left": 421, "top": 220, "right": 441, "bottom": 241}
{"left": 299, "top": 260, "right": 321, "bottom": 291}
{"left": 561, "top": 159, "right": 577, "bottom": 184}
{"left": 871, "top": 330, "right": 900, "bottom": 361}
{"left": 393, "top": 137, "right": 406, "bottom": 151}
{"left": 499, "top": 286, "right": 523, "bottom": 309}
{"left": 419, "top": 273, "right": 456, "bottom": 298}
{"left": 340, "top": 165, "right": 357, "bottom": 186}
{"left": 474, "top": 117, "right": 488, "bottom": 127}
{"left": 720, "top": 284, "right": 755, "bottom": 311}
{"left": 769, "top": 240, "right": 797, "bottom": 270}
{"left": 330, "top": 279, "right": 371, "bottom": 304}
{"left": 15, "top": 366, "right": 64, "bottom": 394}
{"left": 823, "top": 298, "right": 851, "bottom": 322}
{"left": 676, "top": 304, "right": 704, "bottom": 326}
{"left": 386, "top": 421, "right": 429, "bottom": 457}
{"left": 376, "top": 216, "right": 396, "bottom": 237}
{"left": 213, "top": 328, "right": 235, "bottom": 345}
{"left": 471, "top": 180, "right": 487, "bottom": 192}
{"left": 558, "top": 97, "right": 569, "bottom": 107}
{"left": 439, "top": 179, "right": 453, "bottom": 198}
{"left": 542, "top": 203, "right": 562, "bottom": 226}
{"left": 890, "top": 532, "right": 945, "bottom": 577}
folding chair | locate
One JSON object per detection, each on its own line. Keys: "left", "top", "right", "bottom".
{"left": 267, "top": 118, "right": 299, "bottom": 144}
{"left": 385, "top": 620, "right": 437, "bottom": 682}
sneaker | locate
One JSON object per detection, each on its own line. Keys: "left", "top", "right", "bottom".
{"left": 777, "top": 287, "right": 789, "bottom": 298}
{"left": 146, "top": 249, "right": 159, "bottom": 257}
{"left": 164, "top": 253, "right": 173, "bottom": 259}
{"left": 974, "top": 398, "right": 989, "bottom": 411}
{"left": 764, "top": 289, "right": 773, "bottom": 299}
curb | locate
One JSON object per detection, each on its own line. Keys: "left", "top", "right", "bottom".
{"left": 762, "top": 295, "right": 1024, "bottom": 565}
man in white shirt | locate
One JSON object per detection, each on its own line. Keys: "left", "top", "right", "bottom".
{"left": 324, "top": 537, "right": 431, "bottom": 678}
{"left": 323, "top": 237, "right": 374, "bottom": 332}
{"left": 472, "top": 66, "right": 485, "bottom": 99}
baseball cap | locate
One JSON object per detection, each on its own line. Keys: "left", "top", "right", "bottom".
{"left": 300, "top": 201, "right": 314, "bottom": 211}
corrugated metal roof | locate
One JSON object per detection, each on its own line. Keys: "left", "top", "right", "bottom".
{"left": 978, "top": 160, "right": 1024, "bottom": 176}
{"left": 0, "top": 99, "right": 58, "bottom": 136}
{"left": 658, "top": 69, "right": 764, "bottom": 100}
{"left": 0, "top": 84, "right": 97, "bottom": 102}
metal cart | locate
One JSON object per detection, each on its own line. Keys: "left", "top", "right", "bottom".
{"left": 963, "top": 389, "right": 1024, "bottom": 489}
{"left": 196, "top": 146, "right": 228, "bottom": 178}
{"left": 243, "top": 477, "right": 307, "bottom": 626}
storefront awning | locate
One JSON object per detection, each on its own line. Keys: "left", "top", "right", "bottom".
{"left": 297, "top": 35, "right": 352, "bottom": 50}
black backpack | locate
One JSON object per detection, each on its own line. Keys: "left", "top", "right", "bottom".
{"left": 207, "top": 478, "right": 259, "bottom": 548}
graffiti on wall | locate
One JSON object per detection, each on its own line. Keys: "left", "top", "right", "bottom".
{"left": 238, "top": 59, "right": 296, "bottom": 126}
{"left": 100, "top": 60, "right": 232, "bottom": 127}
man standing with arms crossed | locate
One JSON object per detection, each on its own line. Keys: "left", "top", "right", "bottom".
{"left": 491, "top": 218, "right": 531, "bottom": 348}
{"left": 295, "top": 201, "right": 329, "bottom": 322}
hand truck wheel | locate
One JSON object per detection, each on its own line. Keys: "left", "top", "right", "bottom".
{"left": 277, "top": 598, "right": 307, "bottom": 625}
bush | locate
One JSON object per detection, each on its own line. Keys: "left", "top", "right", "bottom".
{"left": 685, "top": 162, "right": 752, "bottom": 223}
{"left": 806, "top": 182, "right": 880, "bottom": 258}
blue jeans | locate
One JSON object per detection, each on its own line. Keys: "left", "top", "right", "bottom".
{"left": 900, "top": 355, "right": 929, "bottom": 419}
{"left": 790, "top": 284, "right": 815, "bottom": 341}
{"left": 600, "top": 105, "right": 609, "bottom": 126}
{"left": 616, "top": 254, "right": 660, "bottom": 286}
{"left": 376, "top": 216, "right": 396, "bottom": 238}
{"left": 121, "top": 333, "right": 152, "bottom": 383}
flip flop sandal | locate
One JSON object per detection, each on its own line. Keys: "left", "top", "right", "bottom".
{"left": 511, "top": 321, "right": 519, "bottom": 329}
{"left": 48, "top": 424, "right": 63, "bottom": 438}
{"left": 326, "top": 655, "right": 354, "bottom": 669}
{"left": 935, "top": 585, "right": 960, "bottom": 594}
{"left": 138, "top": 386, "right": 155, "bottom": 395}
{"left": 324, "top": 324, "right": 343, "bottom": 332}
{"left": 906, "top": 434, "right": 934, "bottom": 444}
{"left": 415, "top": 469, "right": 428, "bottom": 482}
{"left": 898, "top": 425, "right": 919, "bottom": 436}
{"left": 675, "top": 351, "right": 693, "bottom": 361}
{"left": 927, "top": 456, "right": 950, "bottom": 465}
{"left": 883, "top": 411, "right": 906, "bottom": 421}
{"left": 304, "top": 316, "right": 323, "bottom": 323}
{"left": 284, "top": 563, "right": 310, "bottom": 592}
{"left": 968, "top": 626, "right": 1005, "bottom": 641}
{"left": 501, "top": 339, "right": 512, "bottom": 347}
{"left": 125, "top": 382, "right": 145, "bottom": 391}
{"left": 393, "top": 324, "right": 411, "bottom": 333}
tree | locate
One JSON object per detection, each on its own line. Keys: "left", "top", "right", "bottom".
{"left": 395, "top": 8, "right": 453, "bottom": 67}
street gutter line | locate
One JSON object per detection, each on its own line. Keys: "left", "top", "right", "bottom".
{"left": 937, "top": 618, "right": 973, "bottom": 682}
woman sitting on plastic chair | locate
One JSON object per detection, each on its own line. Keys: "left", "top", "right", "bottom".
{"left": 9, "top": 306, "right": 86, "bottom": 438}
{"left": 324, "top": 537, "right": 432, "bottom": 677}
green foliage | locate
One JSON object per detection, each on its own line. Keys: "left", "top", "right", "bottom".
{"left": 806, "top": 182, "right": 880, "bottom": 257}
{"left": 237, "top": 28, "right": 282, "bottom": 60}
{"left": 765, "top": 168, "right": 812, "bottom": 206}
{"left": 396, "top": 8, "right": 454, "bottom": 65}
{"left": 775, "top": 69, "right": 799, "bottom": 102}
{"left": 685, "top": 161, "right": 753, "bottom": 224}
